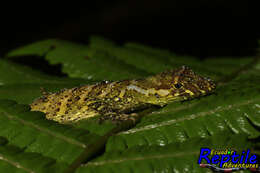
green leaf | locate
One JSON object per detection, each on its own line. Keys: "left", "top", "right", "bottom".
{"left": 0, "top": 136, "right": 67, "bottom": 173}
{"left": 77, "top": 132, "right": 255, "bottom": 173}
{"left": 0, "top": 59, "right": 91, "bottom": 104}
{"left": 7, "top": 37, "right": 253, "bottom": 81}
{"left": 105, "top": 72, "right": 260, "bottom": 151}
{"left": 7, "top": 39, "right": 148, "bottom": 80}
{"left": 1, "top": 37, "right": 260, "bottom": 173}
{"left": 0, "top": 100, "right": 101, "bottom": 173}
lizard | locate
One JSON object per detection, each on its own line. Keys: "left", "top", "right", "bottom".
{"left": 30, "top": 66, "right": 216, "bottom": 124}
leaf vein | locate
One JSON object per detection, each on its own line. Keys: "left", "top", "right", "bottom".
{"left": 120, "top": 98, "right": 260, "bottom": 134}
{"left": 84, "top": 151, "right": 198, "bottom": 166}
{"left": 2, "top": 112, "right": 86, "bottom": 148}
{"left": 0, "top": 153, "right": 35, "bottom": 173}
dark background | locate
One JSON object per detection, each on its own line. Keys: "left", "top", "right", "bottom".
{"left": 0, "top": 0, "right": 259, "bottom": 59}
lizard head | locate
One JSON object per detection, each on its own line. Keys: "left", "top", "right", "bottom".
{"left": 143, "top": 66, "right": 216, "bottom": 105}
{"left": 169, "top": 66, "right": 216, "bottom": 98}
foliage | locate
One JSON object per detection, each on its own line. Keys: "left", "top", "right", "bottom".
{"left": 0, "top": 37, "right": 259, "bottom": 173}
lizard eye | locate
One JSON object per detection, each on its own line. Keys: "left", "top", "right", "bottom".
{"left": 174, "top": 83, "right": 182, "bottom": 89}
